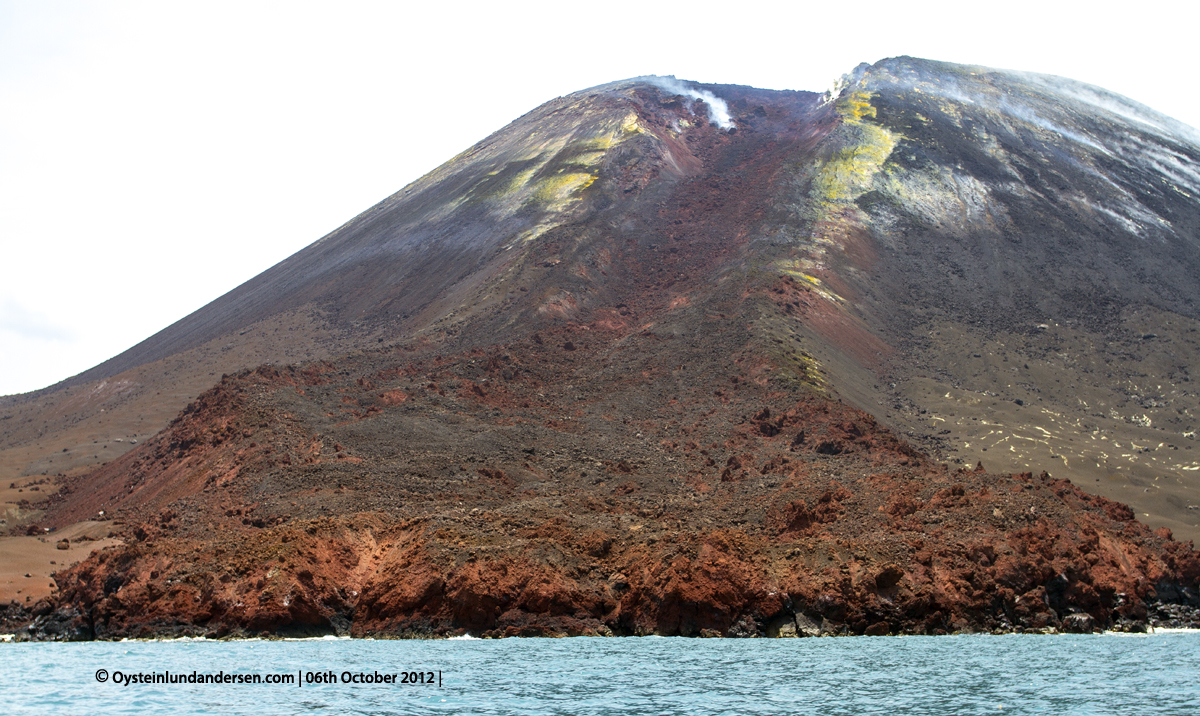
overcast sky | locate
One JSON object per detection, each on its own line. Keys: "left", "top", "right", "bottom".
{"left": 2, "top": 0, "right": 1198, "bottom": 396}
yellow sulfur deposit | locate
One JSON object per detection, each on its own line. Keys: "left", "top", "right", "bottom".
{"left": 811, "top": 91, "right": 899, "bottom": 205}
{"left": 774, "top": 89, "right": 899, "bottom": 297}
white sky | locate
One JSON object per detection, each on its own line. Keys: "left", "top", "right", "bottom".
{"left": 3, "top": 0, "right": 1198, "bottom": 396}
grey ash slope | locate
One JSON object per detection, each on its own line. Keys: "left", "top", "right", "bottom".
{"left": 849, "top": 57, "right": 1200, "bottom": 332}
{"left": 810, "top": 57, "right": 1200, "bottom": 542}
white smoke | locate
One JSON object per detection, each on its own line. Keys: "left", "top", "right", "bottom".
{"left": 1015, "top": 71, "right": 1200, "bottom": 146}
{"left": 644, "top": 76, "right": 735, "bottom": 130}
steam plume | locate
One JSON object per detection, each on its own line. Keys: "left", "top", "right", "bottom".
{"left": 643, "top": 76, "right": 734, "bottom": 130}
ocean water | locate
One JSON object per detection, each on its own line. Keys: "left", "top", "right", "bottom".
{"left": 3, "top": 632, "right": 1199, "bottom": 715}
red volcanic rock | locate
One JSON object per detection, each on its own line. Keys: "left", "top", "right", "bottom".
{"left": 864, "top": 621, "right": 891, "bottom": 636}
{"left": 378, "top": 390, "right": 408, "bottom": 406}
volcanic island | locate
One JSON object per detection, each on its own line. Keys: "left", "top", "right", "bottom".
{"left": 4, "top": 57, "right": 1200, "bottom": 640}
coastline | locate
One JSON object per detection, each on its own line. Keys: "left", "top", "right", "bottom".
{"left": 5, "top": 627, "right": 1200, "bottom": 644}
{"left": 7, "top": 610, "right": 1200, "bottom": 642}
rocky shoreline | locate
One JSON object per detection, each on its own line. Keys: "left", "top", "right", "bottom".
{"left": 8, "top": 465, "right": 1200, "bottom": 642}
{"left": 8, "top": 599, "right": 1200, "bottom": 642}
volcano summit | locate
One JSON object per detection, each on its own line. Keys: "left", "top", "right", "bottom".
{"left": 4, "top": 57, "right": 1200, "bottom": 640}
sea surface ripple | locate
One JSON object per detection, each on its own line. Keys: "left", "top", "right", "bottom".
{"left": 3, "top": 632, "right": 1199, "bottom": 714}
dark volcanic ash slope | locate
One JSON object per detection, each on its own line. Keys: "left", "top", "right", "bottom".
{"left": 27, "top": 79, "right": 831, "bottom": 386}
{"left": 792, "top": 58, "right": 1200, "bottom": 543}
{"left": 16, "top": 68, "right": 1200, "bottom": 639}
{"left": 0, "top": 78, "right": 833, "bottom": 487}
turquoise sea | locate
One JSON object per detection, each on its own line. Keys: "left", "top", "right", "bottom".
{"left": 4, "top": 632, "right": 1199, "bottom": 714}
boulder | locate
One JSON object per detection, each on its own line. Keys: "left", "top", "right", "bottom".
{"left": 796, "top": 613, "right": 822, "bottom": 637}
{"left": 864, "top": 621, "right": 891, "bottom": 636}
{"left": 772, "top": 618, "right": 798, "bottom": 638}
{"left": 1061, "top": 613, "right": 1095, "bottom": 634}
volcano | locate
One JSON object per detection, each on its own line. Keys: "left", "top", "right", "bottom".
{"left": 5, "top": 57, "right": 1200, "bottom": 640}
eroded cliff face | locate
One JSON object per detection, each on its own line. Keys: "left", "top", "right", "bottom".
{"left": 11, "top": 61, "right": 1200, "bottom": 638}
